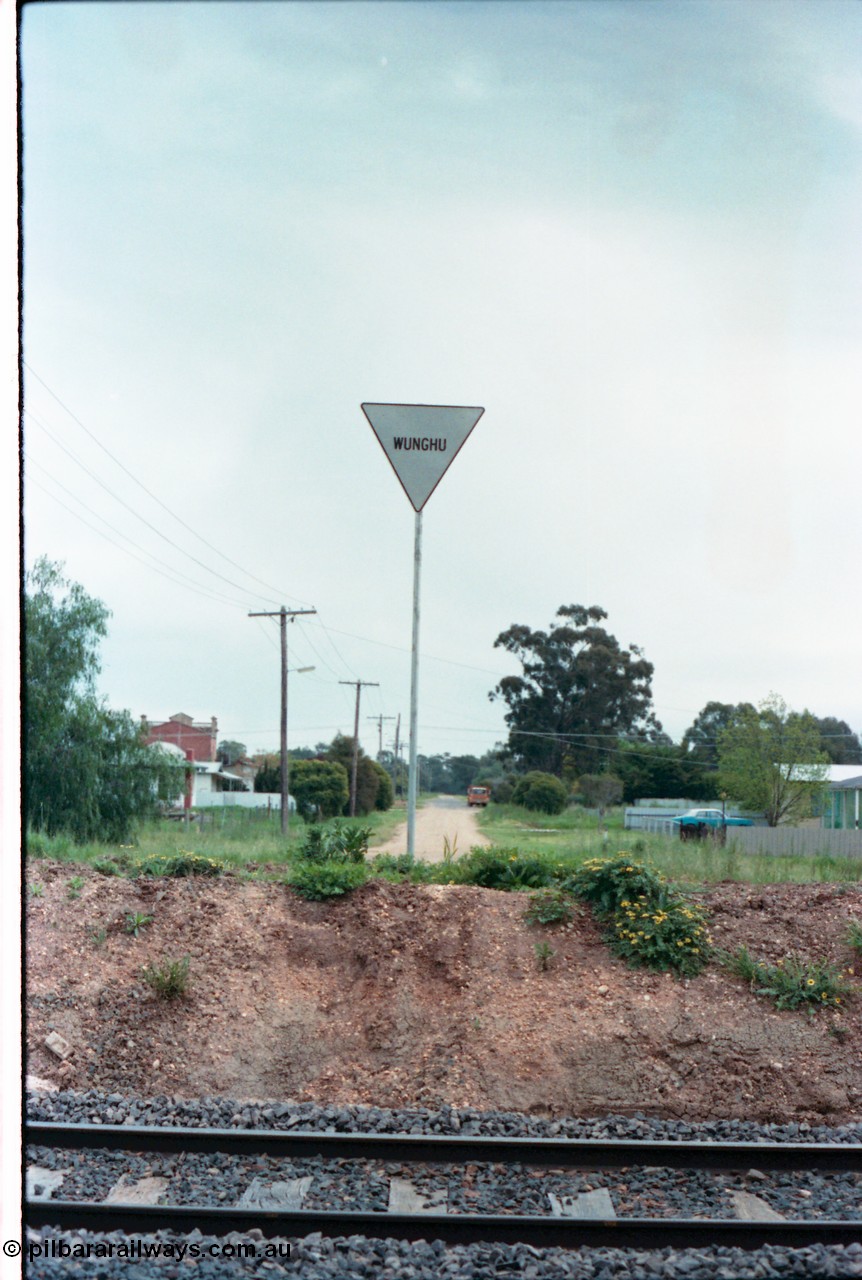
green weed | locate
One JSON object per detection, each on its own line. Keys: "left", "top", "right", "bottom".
{"left": 719, "top": 945, "right": 854, "bottom": 1012}
{"left": 89, "top": 925, "right": 108, "bottom": 948}
{"left": 534, "top": 940, "right": 556, "bottom": 972}
{"left": 125, "top": 911, "right": 154, "bottom": 937}
{"left": 66, "top": 875, "right": 85, "bottom": 900}
{"left": 135, "top": 851, "right": 223, "bottom": 877}
{"left": 566, "top": 853, "right": 665, "bottom": 918}
{"left": 523, "top": 887, "right": 576, "bottom": 927}
{"left": 300, "top": 821, "right": 371, "bottom": 864}
{"left": 142, "top": 956, "right": 190, "bottom": 999}
{"left": 606, "top": 890, "right": 711, "bottom": 977}
{"left": 29, "top": 882, "right": 44, "bottom": 898}
{"left": 847, "top": 920, "right": 862, "bottom": 954}
{"left": 285, "top": 859, "right": 368, "bottom": 900}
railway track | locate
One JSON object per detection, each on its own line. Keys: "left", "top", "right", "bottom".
{"left": 25, "top": 1120, "right": 862, "bottom": 1251}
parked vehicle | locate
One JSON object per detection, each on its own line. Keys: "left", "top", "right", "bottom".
{"left": 467, "top": 785, "right": 491, "bottom": 807}
{"left": 672, "top": 807, "right": 752, "bottom": 840}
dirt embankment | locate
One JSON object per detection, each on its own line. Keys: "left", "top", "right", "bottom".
{"left": 25, "top": 864, "right": 862, "bottom": 1124}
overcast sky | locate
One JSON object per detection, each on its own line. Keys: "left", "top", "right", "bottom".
{"left": 18, "top": 0, "right": 862, "bottom": 763}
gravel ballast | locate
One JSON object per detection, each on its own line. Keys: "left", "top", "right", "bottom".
{"left": 25, "top": 1089, "right": 862, "bottom": 1279}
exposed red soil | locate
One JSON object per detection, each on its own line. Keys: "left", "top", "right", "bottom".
{"left": 25, "top": 863, "right": 862, "bottom": 1124}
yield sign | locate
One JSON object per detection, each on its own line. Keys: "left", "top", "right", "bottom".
{"left": 361, "top": 402, "right": 485, "bottom": 512}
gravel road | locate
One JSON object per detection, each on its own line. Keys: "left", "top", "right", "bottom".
{"left": 369, "top": 795, "right": 490, "bottom": 863}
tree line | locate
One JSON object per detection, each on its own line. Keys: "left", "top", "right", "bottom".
{"left": 24, "top": 564, "right": 860, "bottom": 842}
{"left": 488, "top": 604, "right": 860, "bottom": 824}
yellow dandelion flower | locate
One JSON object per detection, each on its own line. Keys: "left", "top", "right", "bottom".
{"left": 807, "top": 979, "right": 815, "bottom": 986}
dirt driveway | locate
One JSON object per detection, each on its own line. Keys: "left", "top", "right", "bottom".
{"left": 370, "top": 795, "right": 490, "bottom": 863}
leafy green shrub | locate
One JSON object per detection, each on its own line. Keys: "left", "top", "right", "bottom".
{"left": 720, "top": 945, "right": 854, "bottom": 1011}
{"left": 287, "top": 758, "right": 350, "bottom": 819}
{"left": 568, "top": 853, "right": 710, "bottom": 976}
{"left": 523, "top": 887, "right": 576, "bottom": 927}
{"left": 606, "top": 890, "right": 711, "bottom": 976}
{"left": 369, "top": 853, "right": 433, "bottom": 883}
{"left": 491, "top": 777, "right": 516, "bottom": 804}
{"left": 372, "top": 761, "right": 394, "bottom": 811}
{"left": 511, "top": 772, "right": 569, "bottom": 815}
{"left": 566, "top": 853, "right": 666, "bottom": 917}
{"left": 452, "top": 846, "right": 554, "bottom": 890}
{"left": 142, "top": 955, "right": 190, "bottom": 999}
{"left": 847, "top": 920, "right": 862, "bottom": 955}
{"left": 300, "top": 820, "right": 371, "bottom": 863}
{"left": 134, "top": 851, "right": 222, "bottom": 877}
{"left": 285, "top": 859, "right": 368, "bottom": 900}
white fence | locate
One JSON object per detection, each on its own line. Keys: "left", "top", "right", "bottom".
{"left": 194, "top": 791, "right": 295, "bottom": 812}
{"left": 729, "top": 827, "right": 862, "bottom": 859}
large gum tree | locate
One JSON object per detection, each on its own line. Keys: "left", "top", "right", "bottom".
{"left": 490, "top": 604, "right": 662, "bottom": 777}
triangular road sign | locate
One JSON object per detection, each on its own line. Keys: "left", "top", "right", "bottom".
{"left": 361, "top": 402, "right": 485, "bottom": 512}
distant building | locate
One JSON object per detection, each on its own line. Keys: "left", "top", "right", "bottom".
{"left": 822, "top": 765, "right": 862, "bottom": 830}
{"left": 142, "top": 713, "right": 218, "bottom": 762}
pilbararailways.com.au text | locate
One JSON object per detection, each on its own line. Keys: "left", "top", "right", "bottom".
{"left": 29, "top": 1238, "right": 290, "bottom": 1262}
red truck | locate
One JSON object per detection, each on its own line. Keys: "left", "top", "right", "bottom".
{"left": 467, "top": 785, "right": 491, "bottom": 807}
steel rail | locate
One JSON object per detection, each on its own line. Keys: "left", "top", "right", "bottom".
{"left": 24, "top": 1201, "right": 862, "bottom": 1250}
{"left": 24, "top": 1122, "right": 862, "bottom": 1172}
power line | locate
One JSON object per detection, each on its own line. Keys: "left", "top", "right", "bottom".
{"left": 25, "top": 456, "right": 256, "bottom": 609}
{"left": 26, "top": 408, "right": 280, "bottom": 608}
{"left": 24, "top": 362, "right": 314, "bottom": 607}
{"left": 26, "top": 473, "right": 255, "bottom": 609}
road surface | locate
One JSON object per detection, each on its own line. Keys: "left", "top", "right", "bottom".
{"left": 370, "top": 794, "right": 490, "bottom": 864}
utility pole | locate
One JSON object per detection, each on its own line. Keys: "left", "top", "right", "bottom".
{"left": 393, "top": 713, "right": 401, "bottom": 798}
{"left": 339, "top": 680, "right": 379, "bottom": 816}
{"left": 367, "top": 713, "right": 395, "bottom": 760}
{"left": 249, "top": 606, "right": 316, "bottom": 835}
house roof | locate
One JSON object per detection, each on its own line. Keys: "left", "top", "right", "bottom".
{"left": 830, "top": 774, "right": 862, "bottom": 790}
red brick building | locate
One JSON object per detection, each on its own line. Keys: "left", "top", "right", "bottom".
{"left": 141, "top": 713, "right": 218, "bottom": 762}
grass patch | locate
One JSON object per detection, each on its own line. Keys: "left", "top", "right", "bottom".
{"left": 142, "top": 956, "right": 190, "bottom": 999}
{"left": 476, "top": 809, "right": 862, "bottom": 887}
{"left": 24, "top": 806, "right": 407, "bottom": 880}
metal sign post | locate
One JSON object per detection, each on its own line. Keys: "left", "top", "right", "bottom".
{"left": 361, "top": 402, "right": 485, "bottom": 858}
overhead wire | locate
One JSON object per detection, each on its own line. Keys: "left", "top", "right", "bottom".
{"left": 25, "top": 455, "right": 256, "bottom": 610}
{"left": 26, "top": 472, "right": 258, "bottom": 610}
{"left": 25, "top": 407, "right": 282, "bottom": 609}
{"left": 24, "top": 362, "right": 315, "bottom": 607}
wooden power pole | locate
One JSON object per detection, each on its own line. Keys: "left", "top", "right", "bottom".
{"left": 339, "top": 679, "right": 379, "bottom": 816}
{"left": 249, "top": 606, "right": 316, "bottom": 834}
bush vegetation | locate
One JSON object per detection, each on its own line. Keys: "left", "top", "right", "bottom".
{"left": 569, "top": 853, "right": 711, "bottom": 977}
{"left": 284, "top": 860, "right": 369, "bottom": 900}
{"left": 511, "top": 772, "right": 569, "bottom": 815}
